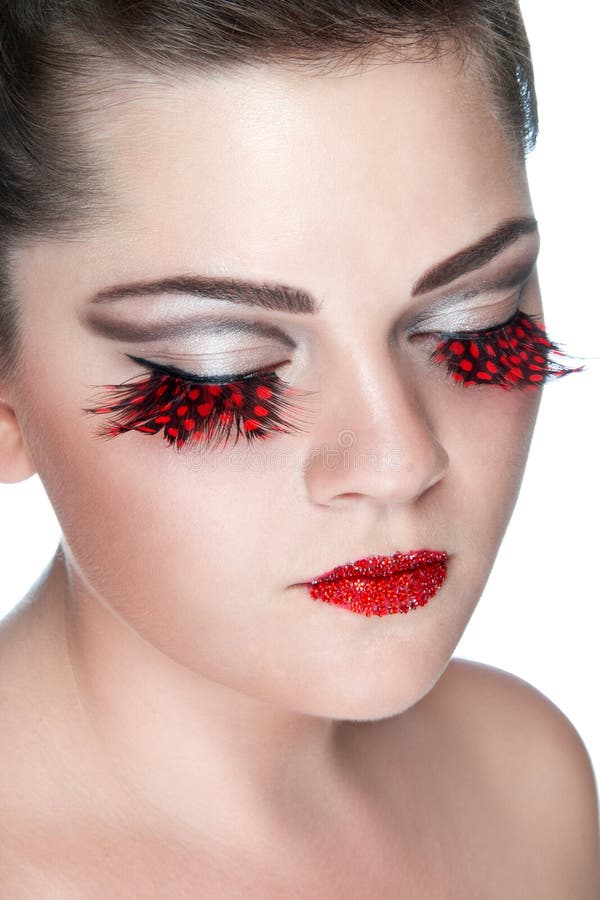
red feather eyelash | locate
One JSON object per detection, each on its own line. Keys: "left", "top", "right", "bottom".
{"left": 83, "top": 364, "right": 318, "bottom": 453}
{"left": 83, "top": 310, "right": 584, "bottom": 452}
{"left": 430, "top": 310, "right": 584, "bottom": 389}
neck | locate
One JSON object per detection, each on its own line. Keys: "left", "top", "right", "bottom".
{"left": 47, "top": 547, "right": 354, "bottom": 848}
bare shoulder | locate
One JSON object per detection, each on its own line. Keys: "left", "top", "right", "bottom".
{"left": 432, "top": 657, "right": 600, "bottom": 893}
{"left": 437, "top": 656, "right": 598, "bottom": 766}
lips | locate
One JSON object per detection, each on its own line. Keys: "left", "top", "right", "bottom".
{"left": 305, "top": 549, "right": 449, "bottom": 618}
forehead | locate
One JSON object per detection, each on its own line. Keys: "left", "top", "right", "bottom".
{"left": 56, "top": 53, "right": 531, "bottom": 294}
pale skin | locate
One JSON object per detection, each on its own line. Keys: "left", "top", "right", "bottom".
{"left": 0, "top": 47, "right": 599, "bottom": 898}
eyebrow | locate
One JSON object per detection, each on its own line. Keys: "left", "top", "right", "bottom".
{"left": 411, "top": 216, "right": 538, "bottom": 296}
{"left": 86, "top": 215, "right": 538, "bottom": 323}
{"left": 90, "top": 275, "right": 321, "bottom": 315}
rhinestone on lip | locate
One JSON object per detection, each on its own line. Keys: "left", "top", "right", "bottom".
{"left": 306, "top": 550, "right": 448, "bottom": 617}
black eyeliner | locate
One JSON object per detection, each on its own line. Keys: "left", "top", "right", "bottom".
{"left": 124, "top": 353, "right": 279, "bottom": 385}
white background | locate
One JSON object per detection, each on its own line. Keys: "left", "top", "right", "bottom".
{"left": 1, "top": 3, "right": 599, "bottom": 791}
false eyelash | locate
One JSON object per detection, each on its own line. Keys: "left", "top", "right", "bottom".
{"left": 83, "top": 358, "right": 318, "bottom": 453}
{"left": 430, "top": 310, "right": 585, "bottom": 390}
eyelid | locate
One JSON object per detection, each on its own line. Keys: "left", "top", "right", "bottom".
{"left": 431, "top": 305, "right": 524, "bottom": 339}
{"left": 406, "top": 260, "right": 536, "bottom": 333}
{"left": 125, "top": 353, "right": 289, "bottom": 385}
{"left": 407, "top": 295, "right": 522, "bottom": 338}
{"left": 83, "top": 310, "right": 300, "bottom": 348}
{"left": 128, "top": 342, "right": 288, "bottom": 374}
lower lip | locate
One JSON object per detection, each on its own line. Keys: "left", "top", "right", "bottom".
{"left": 304, "top": 550, "right": 448, "bottom": 618}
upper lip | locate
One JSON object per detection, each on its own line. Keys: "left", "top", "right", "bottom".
{"left": 305, "top": 549, "right": 449, "bottom": 584}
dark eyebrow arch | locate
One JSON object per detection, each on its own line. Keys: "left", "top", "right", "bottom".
{"left": 87, "top": 215, "right": 538, "bottom": 316}
{"left": 90, "top": 275, "right": 322, "bottom": 315}
{"left": 411, "top": 216, "right": 538, "bottom": 296}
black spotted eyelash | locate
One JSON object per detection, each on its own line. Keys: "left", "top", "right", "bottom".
{"left": 83, "top": 357, "right": 318, "bottom": 453}
{"left": 83, "top": 311, "right": 584, "bottom": 453}
{"left": 430, "top": 309, "right": 584, "bottom": 389}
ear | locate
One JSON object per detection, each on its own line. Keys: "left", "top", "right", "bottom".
{"left": 0, "top": 392, "right": 37, "bottom": 483}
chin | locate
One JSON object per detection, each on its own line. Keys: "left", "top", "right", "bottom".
{"left": 287, "top": 657, "right": 445, "bottom": 722}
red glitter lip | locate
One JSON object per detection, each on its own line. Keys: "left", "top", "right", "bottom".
{"left": 305, "top": 549, "right": 449, "bottom": 618}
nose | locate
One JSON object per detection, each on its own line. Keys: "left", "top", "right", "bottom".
{"left": 302, "top": 357, "right": 449, "bottom": 508}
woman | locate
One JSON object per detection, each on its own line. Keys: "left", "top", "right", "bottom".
{"left": 0, "top": 1, "right": 598, "bottom": 895}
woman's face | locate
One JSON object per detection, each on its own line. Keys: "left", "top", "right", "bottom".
{"left": 8, "top": 51, "right": 542, "bottom": 719}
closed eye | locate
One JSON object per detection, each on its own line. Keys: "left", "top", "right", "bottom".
{"left": 427, "top": 309, "right": 584, "bottom": 389}
{"left": 82, "top": 356, "right": 318, "bottom": 453}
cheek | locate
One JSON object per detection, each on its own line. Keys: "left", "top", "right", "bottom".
{"left": 443, "top": 386, "right": 541, "bottom": 549}
{"left": 24, "top": 386, "right": 292, "bottom": 620}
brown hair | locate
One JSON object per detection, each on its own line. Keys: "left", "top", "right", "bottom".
{"left": 0, "top": 0, "right": 537, "bottom": 385}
